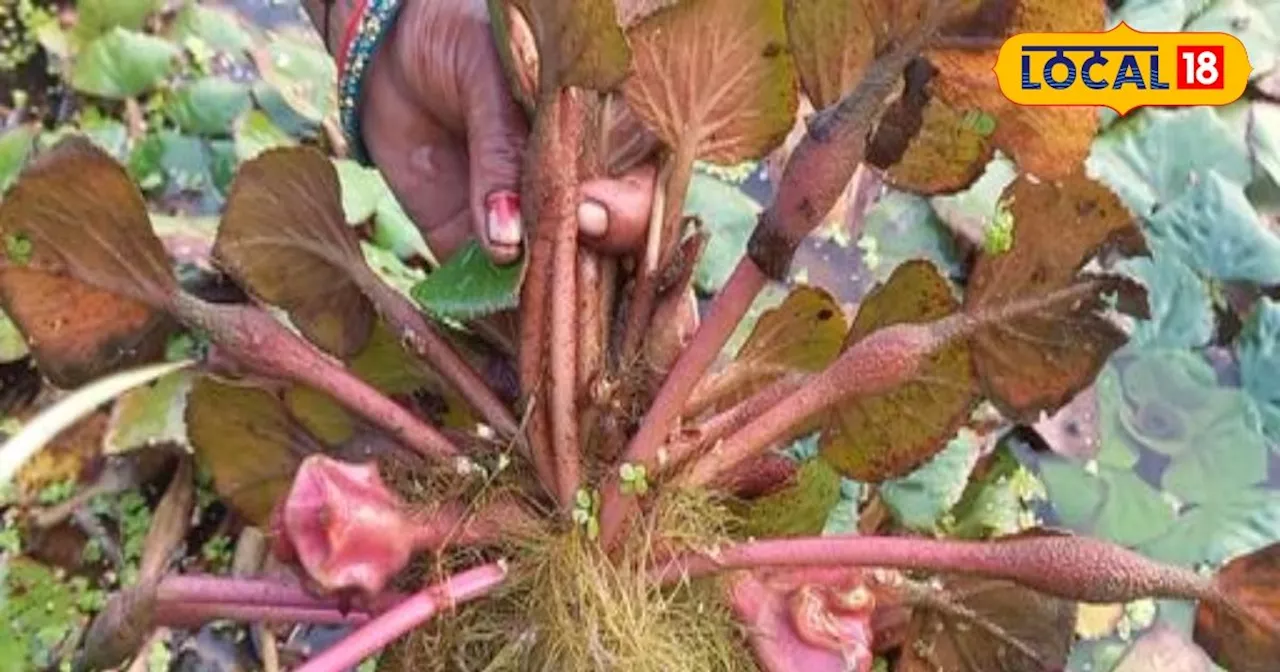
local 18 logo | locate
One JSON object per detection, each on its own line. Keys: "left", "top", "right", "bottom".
{"left": 993, "top": 22, "right": 1252, "bottom": 115}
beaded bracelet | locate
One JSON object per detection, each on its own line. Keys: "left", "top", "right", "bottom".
{"left": 335, "top": 0, "right": 405, "bottom": 166}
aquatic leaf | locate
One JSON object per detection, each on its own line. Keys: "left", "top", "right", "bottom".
{"left": 1143, "top": 170, "right": 1280, "bottom": 286}
{"left": 693, "top": 285, "right": 846, "bottom": 413}
{"left": 165, "top": 78, "right": 252, "bottom": 136}
{"left": 186, "top": 377, "right": 310, "bottom": 526}
{"left": 1091, "top": 467, "right": 1176, "bottom": 547}
{"left": 868, "top": 0, "right": 1104, "bottom": 194}
{"left": 104, "top": 370, "right": 193, "bottom": 455}
{"left": 946, "top": 444, "right": 1043, "bottom": 539}
{"left": 1239, "top": 298, "right": 1280, "bottom": 444}
{"left": 1037, "top": 457, "right": 1105, "bottom": 530}
{"left": 233, "top": 110, "right": 296, "bottom": 162}
{"left": 821, "top": 260, "right": 978, "bottom": 481}
{"left": 898, "top": 573, "right": 1077, "bottom": 672}
{"left": 684, "top": 172, "right": 759, "bottom": 292}
{"left": 0, "top": 137, "right": 178, "bottom": 387}
{"left": 335, "top": 160, "right": 437, "bottom": 264}
{"left": 214, "top": 146, "right": 376, "bottom": 358}
{"left": 739, "top": 457, "right": 841, "bottom": 538}
{"left": 859, "top": 190, "right": 964, "bottom": 283}
{"left": 1141, "top": 488, "right": 1280, "bottom": 568}
{"left": 1186, "top": 0, "right": 1280, "bottom": 83}
{"left": 622, "top": 0, "right": 797, "bottom": 166}
{"left": 1087, "top": 106, "right": 1251, "bottom": 218}
{"left": 965, "top": 172, "right": 1147, "bottom": 423}
{"left": 1118, "top": 242, "right": 1215, "bottom": 350}
{"left": 169, "top": 2, "right": 254, "bottom": 54}
{"left": 1194, "top": 542, "right": 1280, "bottom": 672}
{"left": 410, "top": 240, "right": 524, "bottom": 320}
{"left": 71, "top": 28, "right": 181, "bottom": 99}
{"left": 254, "top": 26, "right": 337, "bottom": 122}
{"left": 879, "top": 429, "right": 981, "bottom": 532}
{"left": 0, "top": 125, "right": 36, "bottom": 194}
{"left": 505, "top": 0, "right": 630, "bottom": 89}
{"left": 928, "top": 155, "right": 1019, "bottom": 247}
{"left": 73, "top": 0, "right": 164, "bottom": 40}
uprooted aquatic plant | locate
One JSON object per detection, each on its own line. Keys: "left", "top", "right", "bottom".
{"left": 1, "top": 0, "right": 1278, "bottom": 670}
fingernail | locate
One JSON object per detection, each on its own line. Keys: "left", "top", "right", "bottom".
{"left": 486, "top": 191, "right": 522, "bottom": 246}
{"left": 577, "top": 200, "right": 608, "bottom": 238}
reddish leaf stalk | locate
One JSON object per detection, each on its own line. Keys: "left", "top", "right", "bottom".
{"left": 156, "top": 575, "right": 404, "bottom": 611}
{"left": 357, "top": 276, "right": 520, "bottom": 439}
{"left": 597, "top": 261, "right": 768, "bottom": 545}
{"left": 578, "top": 249, "right": 604, "bottom": 449}
{"left": 168, "top": 293, "right": 462, "bottom": 462}
{"left": 292, "top": 562, "right": 508, "bottom": 672}
{"left": 667, "top": 373, "right": 807, "bottom": 476}
{"left": 620, "top": 147, "right": 696, "bottom": 361}
{"left": 599, "top": 20, "right": 944, "bottom": 547}
{"left": 653, "top": 534, "right": 1216, "bottom": 606}
{"left": 679, "top": 322, "right": 941, "bottom": 487}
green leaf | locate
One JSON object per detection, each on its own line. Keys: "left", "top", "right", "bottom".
{"left": 233, "top": 110, "right": 296, "bottom": 162}
{"left": 1117, "top": 241, "right": 1215, "bottom": 350}
{"left": 860, "top": 190, "right": 964, "bottom": 283}
{"left": 73, "top": 0, "right": 164, "bottom": 41}
{"left": 1037, "top": 457, "right": 1106, "bottom": 530}
{"left": 879, "top": 429, "right": 981, "bottom": 532}
{"left": 1252, "top": 102, "right": 1280, "bottom": 188}
{"left": 928, "top": 155, "right": 1018, "bottom": 254}
{"left": 1094, "top": 466, "right": 1178, "bottom": 547}
{"left": 946, "top": 444, "right": 1044, "bottom": 539}
{"left": 739, "top": 457, "right": 842, "bottom": 538}
{"left": 103, "top": 370, "right": 193, "bottom": 455}
{"left": 1087, "top": 106, "right": 1252, "bottom": 219}
{"left": 254, "top": 27, "right": 336, "bottom": 123}
{"left": 165, "top": 78, "right": 252, "bottom": 136}
{"left": 684, "top": 172, "right": 759, "bottom": 293}
{"left": 0, "top": 125, "right": 37, "bottom": 195}
{"left": 334, "top": 160, "right": 387, "bottom": 225}
{"left": 70, "top": 28, "right": 181, "bottom": 100}
{"left": 1143, "top": 170, "right": 1280, "bottom": 285}
{"left": 1240, "top": 297, "right": 1280, "bottom": 445}
{"left": 169, "top": 3, "right": 254, "bottom": 54}
{"left": 410, "top": 241, "right": 524, "bottom": 320}
{"left": 1186, "top": 0, "right": 1280, "bottom": 82}
{"left": 1141, "top": 488, "right": 1280, "bottom": 568}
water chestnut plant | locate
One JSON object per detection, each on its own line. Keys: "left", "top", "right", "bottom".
{"left": 0, "top": 0, "right": 1278, "bottom": 670}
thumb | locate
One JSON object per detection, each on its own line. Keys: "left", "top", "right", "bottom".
{"left": 459, "top": 36, "right": 529, "bottom": 265}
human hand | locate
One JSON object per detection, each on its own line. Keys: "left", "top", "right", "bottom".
{"left": 307, "top": 0, "right": 658, "bottom": 265}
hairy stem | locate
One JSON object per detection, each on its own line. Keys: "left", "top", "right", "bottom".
{"left": 578, "top": 249, "right": 604, "bottom": 450}
{"left": 292, "top": 562, "right": 509, "bottom": 672}
{"left": 681, "top": 322, "right": 942, "bottom": 486}
{"left": 358, "top": 277, "right": 519, "bottom": 439}
{"left": 151, "top": 575, "right": 405, "bottom": 628}
{"left": 620, "top": 148, "right": 696, "bottom": 362}
{"left": 597, "top": 261, "right": 768, "bottom": 546}
{"left": 667, "top": 373, "right": 807, "bottom": 476}
{"left": 169, "top": 293, "right": 462, "bottom": 462}
{"left": 598, "top": 14, "right": 946, "bottom": 548}
{"left": 653, "top": 534, "right": 1215, "bottom": 605}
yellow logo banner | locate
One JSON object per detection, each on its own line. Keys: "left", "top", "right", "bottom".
{"left": 994, "top": 22, "right": 1252, "bottom": 115}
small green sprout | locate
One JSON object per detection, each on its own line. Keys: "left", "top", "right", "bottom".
{"left": 962, "top": 110, "right": 997, "bottom": 137}
{"left": 618, "top": 463, "right": 649, "bottom": 497}
{"left": 571, "top": 488, "right": 600, "bottom": 540}
{"left": 5, "top": 231, "right": 32, "bottom": 264}
{"left": 983, "top": 198, "right": 1015, "bottom": 255}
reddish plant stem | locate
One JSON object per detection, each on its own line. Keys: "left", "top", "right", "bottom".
{"left": 157, "top": 603, "right": 372, "bottom": 628}
{"left": 597, "top": 261, "right": 767, "bottom": 545}
{"left": 151, "top": 575, "right": 407, "bottom": 627}
{"left": 666, "top": 373, "right": 807, "bottom": 477}
{"left": 652, "top": 534, "right": 1216, "bottom": 606}
{"left": 680, "top": 322, "right": 942, "bottom": 487}
{"left": 598, "top": 19, "right": 944, "bottom": 547}
{"left": 620, "top": 149, "right": 696, "bottom": 361}
{"left": 169, "top": 293, "right": 462, "bottom": 462}
{"left": 578, "top": 249, "right": 604, "bottom": 450}
{"left": 358, "top": 277, "right": 519, "bottom": 439}
{"left": 293, "top": 562, "right": 508, "bottom": 672}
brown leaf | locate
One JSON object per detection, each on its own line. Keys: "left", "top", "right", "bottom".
{"left": 964, "top": 173, "right": 1147, "bottom": 423}
{"left": 186, "top": 376, "right": 312, "bottom": 526}
{"left": 896, "top": 575, "right": 1077, "bottom": 672}
{"left": 507, "top": 0, "right": 631, "bottom": 90}
{"left": 820, "top": 260, "right": 978, "bottom": 482}
{"left": 690, "top": 285, "right": 847, "bottom": 414}
{"left": 737, "top": 457, "right": 842, "bottom": 538}
{"left": 621, "top": 0, "right": 798, "bottom": 166}
{"left": 14, "top": 411, "right": 108, "bottom": 500}
{"left": 0, "top": 136, "right": 179, "bottom": 386}
{"left": 1194, "top": 542, "right": 1280, "bottom": 672}
{"left": 868, "top": 0, "right": 1104, "bottom": 194}
{"left": 213, "top": 146, "right": 375, "bottom": 359}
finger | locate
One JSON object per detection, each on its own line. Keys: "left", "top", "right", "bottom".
{"left": 458, "top": 28, "right": 529, "bottom": 265}
{"left": 379, "top": 142, "right": 475, "bottom": 262}
{"left": 578, "top": 162, "right": 658, "bottom": 255}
